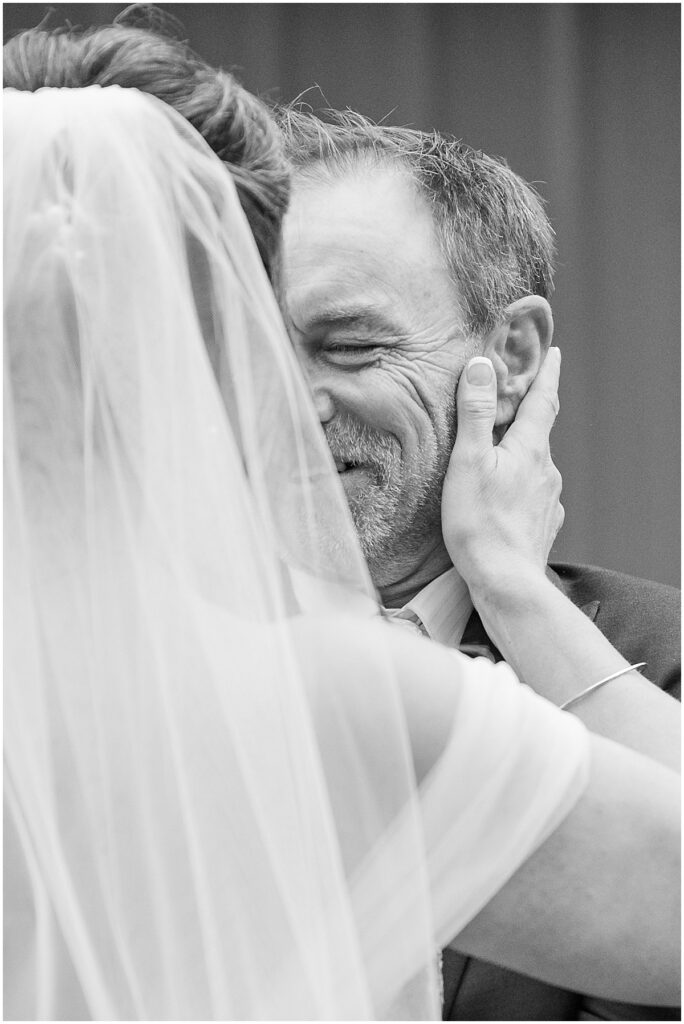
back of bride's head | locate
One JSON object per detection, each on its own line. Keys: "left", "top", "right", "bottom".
{"left": 3, "top": 27, "right": 374, "bottom": 607}
{"left": 3, "top": 6, "right": 290, "bottom": 282}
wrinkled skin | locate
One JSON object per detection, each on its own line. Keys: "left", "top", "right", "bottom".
{"left": 283, "top": 167, "right": 476, "bottom": 603}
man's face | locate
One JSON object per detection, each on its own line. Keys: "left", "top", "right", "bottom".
{"left": 283, "top": 166, "right": 473, "bottom": 588}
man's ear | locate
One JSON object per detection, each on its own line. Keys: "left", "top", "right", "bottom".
{"left": 482, "top": 295, "right": 553, "bottom": 431}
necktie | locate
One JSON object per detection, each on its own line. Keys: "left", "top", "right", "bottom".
{"left": 382, "top": 607, "right": 428, "bottom": 638}
{"left": 384, "top": 607, "right": 496, "bottom": 661}
{"left": 457, "top": 642, "right": 496, "bottom": 661}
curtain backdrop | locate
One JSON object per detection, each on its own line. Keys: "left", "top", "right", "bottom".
{"left": 4, "top": 2, "right": 680, "bottom": 587}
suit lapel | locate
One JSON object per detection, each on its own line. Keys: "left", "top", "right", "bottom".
{"left": 441, "top": 947, "right": 470, "bottom": 1017}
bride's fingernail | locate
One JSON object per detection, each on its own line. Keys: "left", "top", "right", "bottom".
{"left": 466, "top": 358, "right": 493, "bottom": 385}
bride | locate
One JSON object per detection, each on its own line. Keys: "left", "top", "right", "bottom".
{"left": 4, "top": 26, "right": 679, "bottom": 1024}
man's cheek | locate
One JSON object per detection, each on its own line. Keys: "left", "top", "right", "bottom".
{"left": 366, "top": 362, "right": 433, "bottom": 420}
{"left": 331, "top": 374, "right": 397, "bottom": 430}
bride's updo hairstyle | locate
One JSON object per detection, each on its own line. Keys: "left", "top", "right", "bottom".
{"left": 3, "top": 4, "right": 290, "bottom": 284}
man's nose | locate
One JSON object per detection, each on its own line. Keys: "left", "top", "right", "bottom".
{"left": 312, "top": 385, "right": 335, "bottom": 424}
{"left": 296, "top": 351, "right": 336, "bottom": 424}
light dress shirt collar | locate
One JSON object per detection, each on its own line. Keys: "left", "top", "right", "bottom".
{"left": 393, "top": 567, "right": 473, "bottom": 648}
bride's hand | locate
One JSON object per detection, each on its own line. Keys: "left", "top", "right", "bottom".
{"left": 442, "top": 347, "right": 564, "bottom": 589}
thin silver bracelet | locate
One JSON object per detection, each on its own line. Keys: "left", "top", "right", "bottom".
{"left": 559, "top": 663, "right": 647, "bottom": 712}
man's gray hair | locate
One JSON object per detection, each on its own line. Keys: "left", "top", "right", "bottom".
{"left": 278, "top": 107, "right": 556, "bottom": 336}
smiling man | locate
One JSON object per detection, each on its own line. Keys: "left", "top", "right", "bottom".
{"left": 280, "top": 108, "right": 680, "bottom": 1022}
{"left": 282, "top": 120, "right": 554, "bottom": 618}
{"left": 285, "top": 166, "right": 469, "bottom": 600}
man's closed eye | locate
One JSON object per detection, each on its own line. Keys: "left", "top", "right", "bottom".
{"left": 325, "top": 343, "right": 382, "bottom": 366}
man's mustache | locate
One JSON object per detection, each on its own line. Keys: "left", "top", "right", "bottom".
{"left": 323, "top": 418, "right": 399, "bottom": 482}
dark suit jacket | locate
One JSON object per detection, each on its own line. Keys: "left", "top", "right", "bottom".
{"left": 442, "top": 561, "right": 681, "bottom": 1021}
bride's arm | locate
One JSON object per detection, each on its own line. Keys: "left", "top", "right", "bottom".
{"left": 442, "top": 348, "right": 680, "bottom": 772}
{"left": 372, "top": 620, "right": 680, "bottom": 1007}
{"left": 450, "top": 733, "right": 679, "bottom": 1003}
{"left": 467, "top": 560, "right": 680, "bottom": 770}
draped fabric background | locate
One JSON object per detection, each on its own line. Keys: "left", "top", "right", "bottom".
{"left": 4, "top": 2, "right": 680, "bottom": 587}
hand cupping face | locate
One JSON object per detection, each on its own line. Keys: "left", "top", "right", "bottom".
{"left": 441, "top": 348, "right": 564, "bottom": 588}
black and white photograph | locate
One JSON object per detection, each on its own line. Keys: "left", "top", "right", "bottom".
{"left": 4, "top": 3, "right": 680, "bottom": 1021}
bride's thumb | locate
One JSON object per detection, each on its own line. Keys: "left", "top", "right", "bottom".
{"left": 454, "top": 357, "right": 497, "bottom": 456}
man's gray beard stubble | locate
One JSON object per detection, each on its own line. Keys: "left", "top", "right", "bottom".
{"left": 324, "top": 408, "right": 458, "bottom": 581}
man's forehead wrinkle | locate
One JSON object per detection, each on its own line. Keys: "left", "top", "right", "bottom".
{"left": 292, "top": 236, "right": 452, "bottom": 301}
{"left": 298, "top": 301, "right": 400, "bottom": 337}
{"left": 289, "top": 256, "right": 404, "bottom": 322}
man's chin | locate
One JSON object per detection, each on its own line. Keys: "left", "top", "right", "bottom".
{"left": 344, "top": 488, "right": 401, "bottom": 573}
{"left": 345, "top": 478, "right": 446, "bottom": 591}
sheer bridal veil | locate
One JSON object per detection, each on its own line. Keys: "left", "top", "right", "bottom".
{"left": 4, "top": 86, "right": 588, "bottom": 1020}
